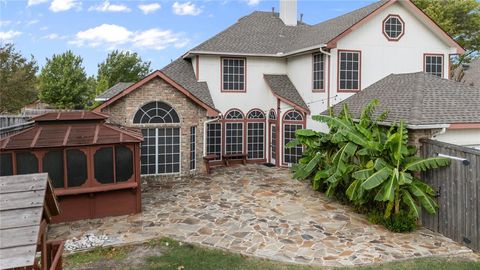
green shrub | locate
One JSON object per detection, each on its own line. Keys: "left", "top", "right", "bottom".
{"left": 289, "top": 100, "right": 450, "bottom": 232}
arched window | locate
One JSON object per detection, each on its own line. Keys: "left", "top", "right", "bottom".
{"left": 247, "top": 109, "right": 265, "bottom": 159}
{"left": 224, "top": 109, "right": 244, "bottom": 155}
{"left": 225, "top": 109, "right": 244, "bottom": 120}
{"left": 283, "top": 110, "right": 304, "bottom": 165}
{"left": 247, "top": 109, "right": 265, "bottom": 119}
{"left": 133, "top": 101, "right": 180, "bottom": 124}
{"left": 283, "top": 110, "right": 303, "bottom": 121}
{"left": 268, "top": 109, "right": 276, "bottom": 120}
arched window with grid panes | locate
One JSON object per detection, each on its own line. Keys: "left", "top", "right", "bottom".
{"left": 134, "top": 101, "right": 181, "bottom": 175}
{"left": 283, "top": 110, "right": 304, "bottom": 165}
{"left": 246, "top": 109, "right": 265, "bottom": 160}
{"left": 224, "top": 109, "right": 244, "bottom": 155}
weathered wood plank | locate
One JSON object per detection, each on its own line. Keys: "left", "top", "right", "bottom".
{"left": 0, "top": 245, "right": 36, "bottom": 269}
{"left": 0, "top": 225, "right": 40, "bottom": 249}
{"left": 0, "top": 190, "right": 44, "bottom": 211}
{"left": 0, "top": 173, "right": 47, "bottom": 194}
{"left": 421, "top": 139, "right": 479, "bottom": 251}
{"left": 0, "top": 208, "right": 43, "bottom": 230}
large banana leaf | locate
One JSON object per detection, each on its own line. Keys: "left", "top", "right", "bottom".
{"left": 313, "top": 114, "right": 352, "bottom": 130}
{"left": 361, "top": 167, "right": 392, "bottom": 190}
{"left": 295, "top": 129, "right": 318, "bottom": 137}
{"left": 294, "top": 152, "right": 322, "bottom": 180}
{"left": 404, "top": 157, "right": 450, "bottom": 172}
{"left": 346, "top": 179, "right": 364, "bottom": 201}
{"left": 409, "top": 181, "right": 438, "bottom": 214}
{"left": 401, "top": 189, "right": 420, "bottom": 217}
{"left": 352, "top": 168, "right": 373, "bottom": 180}
{"left": 398, "top": 171, "right": 413, "bottom": 185}
{"left": 377, "top": 173, "right": 396, "bottom": 202}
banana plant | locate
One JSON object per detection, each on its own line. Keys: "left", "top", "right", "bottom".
{"left": 290, "top": 99, "right": 450, "bottom": 221}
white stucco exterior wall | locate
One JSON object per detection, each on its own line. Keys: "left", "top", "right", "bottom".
{"left": 434, "top": 129, "right": 480, "bottom": 149}
{"left": 197, "top": 55, "right": 283, "bottom": 116}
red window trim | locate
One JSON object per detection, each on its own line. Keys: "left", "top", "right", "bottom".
{"left": 281, "top": 109, "right": 306, "bottom": 166}
{"left": 382, "top": 14, "right": 405, "bottom": 41}
{"left": 337, "top": 49, "right": 362, "bottom": 93}
{"left": 220, "top": 57, "right": 247, "bottom": 93}
{"left": 423, "top": 53, "right": 444, "bottom": 78}
{"left": 312, "top": 52, "right": 325, "bottom": 92}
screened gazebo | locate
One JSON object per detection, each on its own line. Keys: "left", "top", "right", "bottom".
{"left": 0, "top": 111, "right": 143, "bottom": 223}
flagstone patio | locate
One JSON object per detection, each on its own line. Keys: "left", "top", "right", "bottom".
{"left": 48, "top": 164, "right": 474, "bottom": 267}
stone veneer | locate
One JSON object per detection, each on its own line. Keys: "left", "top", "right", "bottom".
{"left": 101, "top": 77, "right": 208, "bottom": 175}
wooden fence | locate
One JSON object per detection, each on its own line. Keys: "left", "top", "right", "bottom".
{"left": 421, "top": 139, "right": 479, "bottom": 251}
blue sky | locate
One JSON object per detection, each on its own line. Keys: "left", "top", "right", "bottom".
{"left": 0, "top": 0, "right": 375, "bottom": 76}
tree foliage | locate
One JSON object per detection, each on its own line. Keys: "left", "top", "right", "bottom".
{"left": 0, "top": 43, "right": 38, "bottom": 113}
{"left": 290, "top": 100, "right": 450, "bottom": 228}
{"left": 38, "top": 51, "right": 91, "bottom": 109}
{"left": 413, "top": 0, "right": 480, "bottom": 63}
{"left": 96, "top": 50, "right": 151, "bottom": 95}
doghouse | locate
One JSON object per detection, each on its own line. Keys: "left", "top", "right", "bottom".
{"left": 0, "top": 111, "right": 143, "bottom": 223}
{"left": 0, "top": 173, "right": 63, "bottom": 269}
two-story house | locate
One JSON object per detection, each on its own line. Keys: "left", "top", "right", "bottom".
{"left": 94, "top": 0, "right": 463, "bottom": 176}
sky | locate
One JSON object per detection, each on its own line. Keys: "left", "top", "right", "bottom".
{"left": 0, "top": 0, "right": 376, "bottom": 76}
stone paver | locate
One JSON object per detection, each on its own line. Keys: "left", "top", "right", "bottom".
{"left": 49, "top": 164, "right": 474, "bottom": 266}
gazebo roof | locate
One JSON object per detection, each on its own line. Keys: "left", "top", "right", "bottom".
{"left": 0, "top": 111, "right": 143, "bottom": 151}
{"left": 0, "top": 173, "right": 59, "bottom": 269}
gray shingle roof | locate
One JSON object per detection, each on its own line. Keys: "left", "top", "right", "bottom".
{"left": 264, "top": 74, "right": 308, "bottom": 111}
{"left": 95, "top": 82, "right": 134, "bottom": 101}
{"left": 327, "top": 72, "right": 480, "bottom": 126}
{"left": 453, "top": 59, "right": 480, "bottom": 89}
{"left": 191, "top": 1, "right": 389, "bottom": 55}
{"left": 161, "top": 58, "right": 216, "bottom": 109}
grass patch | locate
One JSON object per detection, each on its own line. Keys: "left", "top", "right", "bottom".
{"left": 64, "top": 237, "right": 479, "bottom": 270}
{"left": 64, "top": 245, "right": 128, "bottom": 269}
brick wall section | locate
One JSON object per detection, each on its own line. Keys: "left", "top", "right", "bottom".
{"left": 408, "top": 128, "right": 441, "bottom": 153}
{"left": 101, "top": 77, "right": 208, "bottom": 175}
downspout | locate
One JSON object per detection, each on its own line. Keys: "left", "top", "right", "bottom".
{"left": 319, "top": 46, "right": 332, "bottom": 109}
{"left": 432, "top": 127, "right": 447, "bottom": 139}
{"left": 203, "top": 116, "right": 221, "bottom": 156}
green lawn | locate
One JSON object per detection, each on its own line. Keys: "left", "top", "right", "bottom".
{"left": 64, "top": 238, "right": 479, "bottom": 270}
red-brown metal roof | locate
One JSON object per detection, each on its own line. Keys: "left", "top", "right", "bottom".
{"left": 32, "top": 111, "right": 108, "bottom": 122}
{"left": 0, "top": 112, "right": 142, "bottom": 150}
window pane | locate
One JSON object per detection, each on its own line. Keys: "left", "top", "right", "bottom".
{"left": 94, "top": 147, "right": 114, "bottom": 184}
{"left": 190, "top": 126, "right": 196, "bottom": 170}
{"left": 67, "top": 149, "right": 87, "bottom": 187}
{"left": 0, "top": 153, "right": 13, "bottom": 176}
{"left": 115, "top": 146, "right": 133, "bottom": 182}
{"left": 42, "top": 150, "right": 64, "bottom": 188}
{"left": 16, "top": 152, "right": 38, "bottom": 175}
{"left": 222, "top": 58, "right": 245, "bottom": 91}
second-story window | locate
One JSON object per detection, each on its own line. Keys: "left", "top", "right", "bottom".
{"left": 313, "top": 53, "right": 324, "bottom": 91}
{"left": 222, "top": 58, "right": 245, "bottom": 91}
{"left": 338, "top": 50, "right": 361, "bottom": 91}
{"left": 383, "top": 15, "right": 404, "bottom": 41}
{"left": 424, "top": 54, "right": 443, "bottom": 77}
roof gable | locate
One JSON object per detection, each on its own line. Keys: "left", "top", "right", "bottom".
{"left": 94, "top": 60, "right": 219, "bottom": 116}
{"left": 187, "top": 0, "right": 463, "bottom": 57}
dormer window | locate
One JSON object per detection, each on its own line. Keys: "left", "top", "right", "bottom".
{"left": 222, "top": 58, "right": 246, "bottom": 92}
{"left": 383, "top": 15, "right": 404, "bottom": 41}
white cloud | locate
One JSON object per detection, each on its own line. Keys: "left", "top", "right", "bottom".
{"left": 27, "top": 0, "right": 48, "bottom": 7}
{"left": 89, "top": 1, "right": 131, "bottom": 13}
{"left": 71, "top": 24, "right": 131, "bottom": 48}
{"left": 0, "top": 31, "right": 22, "bottom": 42}
{"left": 40, "top": 26, "right": 49, "bottom": 31}
{"left": 245, "top": 0, "right": 260, "bottom": 6}
{"left": 138, "top": 3, "right": 161, "bottom": 14}
{"left": 27, "top": 19, "right": 39, "bottom": 26}
{"left": 133, "top": 29, "right": 188, "bottom": 50}
{"left": 172, "top": 2, "right": 201, "bottom": 16}
{"left": 49, "top": 0, "right": 81, "bottom": 12}
{"left": 70, "top": 23, "right": 189, "bottom": 50}
{"left": 42, "top": 33, "right": 67, "bottom": 40}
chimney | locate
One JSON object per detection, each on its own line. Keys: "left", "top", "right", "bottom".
{"left": 279, "top": 0, "right": 297, "bottom": 26}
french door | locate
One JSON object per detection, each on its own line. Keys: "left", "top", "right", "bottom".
{"left": 269, "top": 124, "right": 276, "bottom": 165}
